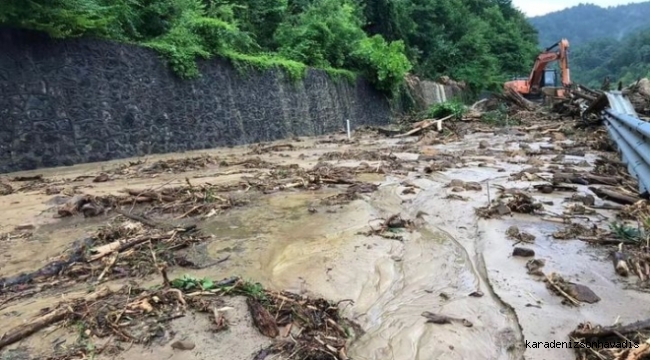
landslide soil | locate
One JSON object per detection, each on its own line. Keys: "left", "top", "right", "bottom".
{"left": 1, "top": 124, "right": 648, "bottom": 360}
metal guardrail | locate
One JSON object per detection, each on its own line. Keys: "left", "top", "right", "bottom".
{"left": 601, "top": 91, "right": 650, "bottom": 195}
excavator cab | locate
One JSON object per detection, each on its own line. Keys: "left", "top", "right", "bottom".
{"left": 504, "top": 38, "right": 571, "bottom": 105}
{"left": 541, "top": 69, "right": 557, "bottom": 87}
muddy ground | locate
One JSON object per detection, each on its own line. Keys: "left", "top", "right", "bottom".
{"left": 1, "top": 117, "right": 649, "bottom": 360}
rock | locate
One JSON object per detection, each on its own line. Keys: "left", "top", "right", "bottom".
{"left": 526, "top": 259, "right": 545, "bottom": 275}
{"left": 478, "top": 140, "right": 489, "bottom": 149}
{"left": 567, "top": 283, "right": 601, "bottom": 304}
{"left": 448, "top": 179, "right": 465, "bottom": 187}
{"left": 0, "top": 182, "right": 13, "bottom": 196}
{"left": 551, "top": 132, "right": 566, "bottom": 141}
{"left": 464, "top": 182, "right": 482, "bottom": 191}
{"left": 538, "top": 185, "right": 554, "bottom": 194}
{"left": 513, "top": 247, "right": 535, "bottom": 257}
{"left": 93, "top": 173, "right": 110, "bottom": 182}
{"left": 582, "top": 195, "right": 595, "bottom": 206}
{"left": 637, "top": 78, "right": 650, "bottom": 97}
{"left": 171, "top": 340, "right": 196, "bottom": 351}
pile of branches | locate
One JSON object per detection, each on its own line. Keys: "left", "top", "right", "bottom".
{"left": 476, "top": 187, "right": 544, "bottom": 219}
{"left": 0, "top": 276, "right": 357, "bottom": 360}
{"left": 57, "top": 163, "right": 382, "bottom": 220}
{"left": 0, "top": 217, "right": 207, "bottom": 298}
{"left": 570, "top": 319, "right": 650, "bottom": 359}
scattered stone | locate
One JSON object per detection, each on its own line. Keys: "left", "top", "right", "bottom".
{"left": 513, "top": 247, "right": 535, "bottom": 257}
{"left": 506, "top": 226, "right": 535, "bottom": 243}
{"left": 478, "top": 140, "right": 489, "bottom": 149}
{"left": 0, "top": 182, "right": 13, "bottom": 196}
{"left": 171, "top": 340, "right": 196, "bottom": 351}
{"left": 526, "top": 259, "right": 545, "bottom": 276}
{"left": 93, "top": 173, "right": 110, "bottom": 183}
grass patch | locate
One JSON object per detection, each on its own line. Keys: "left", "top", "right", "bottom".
{"left": 224, "top": 51, "right": 308, "bottom": 82}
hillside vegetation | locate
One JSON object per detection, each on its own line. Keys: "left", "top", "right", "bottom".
{"left": 529, "top": 2, "right": 650, "bottom": 48}
{"left": 570, "top": 27, "right": 650, "bottom": 88}
{"left": 0, "top": 0, "right": 538, "bottom": 94}
{"left": 528, "top": 2, "right": 650, "bottom": 88}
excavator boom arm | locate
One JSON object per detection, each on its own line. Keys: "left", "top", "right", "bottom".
{"left": 527, "top": 39, "right": 571, "bottom": 93}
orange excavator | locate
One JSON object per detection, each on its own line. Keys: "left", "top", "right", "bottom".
{"left": 504, "top": 38, "right": 571, "bottom": 102}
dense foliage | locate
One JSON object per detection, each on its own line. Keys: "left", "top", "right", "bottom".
{"left": 529, "top": 2, "right": 650, "bottom": 48}
{"left": 529, "top": 2, "right": 650, "bottom": 88}
{"left": 0, "top": 0, "right": 538, "bottom": 93}
{"left": 570, "top": 27, "right": 650, "bottom": 88}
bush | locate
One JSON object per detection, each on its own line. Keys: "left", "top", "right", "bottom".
{"left": 427, "top": 100, "right": 466, "bottom": 119}
{"left": 352, "top": 36, "right": 412, "bottom": 93}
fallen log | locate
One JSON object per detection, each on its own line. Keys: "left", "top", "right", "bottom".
{"left": 553, "top": 172, "right": 620, "bottom": 186}
{"left": 394, "top": 114, "right": 453, "bottom": 138}
{"left": 589, "top": 186, "right": 640, "bottom": 205}
{"left": 88, "top": 235, "right": 163, "bottom": 262}
{"left": 0, "top": 287, "right": 112, "bottom": 350}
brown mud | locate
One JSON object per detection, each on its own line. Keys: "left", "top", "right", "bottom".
{"left": 1, "top": 115, "right": 649, "bottom": 360}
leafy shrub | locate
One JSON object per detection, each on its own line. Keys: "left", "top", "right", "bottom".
{"left": 352, "top": 36, "right": 412, "bottom": 93}
{"left": 427, "top": 100, "right": 466, "bottom": 119}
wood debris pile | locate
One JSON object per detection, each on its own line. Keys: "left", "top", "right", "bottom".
{"left": 476, "top": 187, "right": 544, "bottom": 219}
{"left": 54, "top": 162, "right": 387, "bottom": 221}
{"left": 570, "top": 319, "right": 650, "bottom": 360}
{"left": 0, "top": 276, "right": 357, "bottom": 360}
{"left": 0, "top": 216, "right": 207, "bottom": 298}
{"left": 358, "top": 213, "right": 416, "bottom": 241}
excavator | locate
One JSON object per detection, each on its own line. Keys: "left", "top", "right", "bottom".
{"left": 504, "top": 38, "right": 571, "bottom": 103}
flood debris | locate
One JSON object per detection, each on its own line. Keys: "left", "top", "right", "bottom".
{"left": 545, "top": 272, "right": 600, "bottom": 306}
{"left": 533, "top": 183, "right": 577, "bottom": 194}
{"left": 421, "top": 311, "right": 473, "bottom": 327}
{"left": 526, "top": 259, "right": 545, "bottom": 276}
{"left": 552, "top": 223, "right": 599, "bottom": 240}
{"left": 446, "top": 179, "right": 482, "bottom": 192}
{"left": 570, "top": 318, "right": 650, "bottom": 360}
{"left": 0, "top": 275, "right": 357, "bottom": 360}
{"left": 359, "top": 214, "right": 415, "bottom": 241}
{"left": 506, "top": 225, "right": 536, "bottom": 243}
{"left": 477, "top": 189, "right": 544, "bottom": 219}
{"left": 248, "top": 143, "right": 296, "bottom": 155}
{"left": 54, "top": 162, "right": 384, "bottom": 221}
{"left": 0, "top": 216, "right": 207, "bottom": 296}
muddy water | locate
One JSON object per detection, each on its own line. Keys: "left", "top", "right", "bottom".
{"left": 178, "top": 132, "right": 650, "bottom": 360}
{"left": 3, "top": 131, "right": 650, "bottom": 360}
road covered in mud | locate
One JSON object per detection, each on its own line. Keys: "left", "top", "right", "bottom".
{"left": 1, "top": 109, "right": 650, "bottom": 360}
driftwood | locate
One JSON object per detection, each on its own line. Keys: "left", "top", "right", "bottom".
{"left": 553, "top": 172, "right": 619, "bottom": 186}
{"left": 500, "top": 87, "right": 538, "bottom": 111}
{"left": 247, "top": 297, "right": 279, "bottom": 338}
{"left": 589, "top": 186, "right": 640, "bottom": 205}
{"left": 395, "top": 114, "right": 453, "bottom": 138}
{"left": 421, "top": 311, "right": 473, "bottom": 327}
{"left": 0, "top": 287, "right": 112, "bottom": 350}
{"left": 571, "top": 318, "right": 650, "bottom": 338}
